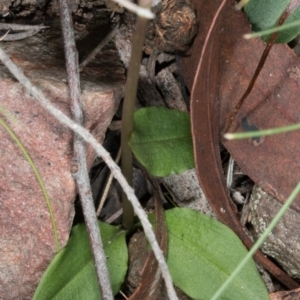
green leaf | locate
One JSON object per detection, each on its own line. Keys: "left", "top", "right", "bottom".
{"left": 244, "top": 0, "right": 300, "bottom": 43}
{"left": 165, "top": 208, "right": 269, "bottom": 300}
{"left": 129, "top": 107, "right": 194, "bottom": 177}
{"left": 33, "top": 221, "right": 128, "bottom": 300}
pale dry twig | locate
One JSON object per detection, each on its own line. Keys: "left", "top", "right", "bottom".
{"left": 0, "top": 46, "right": 177, "bottom": 300}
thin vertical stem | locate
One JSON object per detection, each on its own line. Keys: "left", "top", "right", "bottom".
{"left": 121, "top": 0, "right": 153, "bottom": 229}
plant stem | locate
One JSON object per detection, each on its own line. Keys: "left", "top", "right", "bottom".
{"left": 58, "top": 0, "right": 113, "bottom": 298}
{"left": 121, "top": 0, "right": 153, "bottom": 229}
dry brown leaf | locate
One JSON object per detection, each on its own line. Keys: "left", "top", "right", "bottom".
{"left": 269, "top": 287, "right": 300, "bottom": 300}
{"left": 182, "top": 0, "right": 300, "bottom": 212}
{"left": 181, "top": 0, "right": 300, "bottom": 289}
{"left": 219, "top": 4, "right": 300, "bottom": 212}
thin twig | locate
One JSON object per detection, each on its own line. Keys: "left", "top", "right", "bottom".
{"left": 109, "top": 0, "right": 154, "bottom": 18}
{"left": 0, "top": 29, "right": 41, "bottom": 41}
{"left": 225, "top": 9, "right": 289, "bottom": 133}
{"left": 0, "top": 30, "right": 10, "bottom": 41}
{"left": 58, "top": 0, "right": 113, "bottom": 299}
{"left": 0, "top": 23, "right": 48, "bottom": 31}
{"left": 0, "top": 46, "right": 177, "bottom": 300}
{"left": 147, "top": 48, "right": 159, "bottom": 82}
{"left": 105, "top": 208, "right": 123, "bottom": 224}
{"left": 79, "top": 22, "right": 120, "bottom": 72}
{"left": 96, "top": 147, "right": 121, "bottom": 217}
{"left": 0, "top": 23, "right": 48, "bottom": 41}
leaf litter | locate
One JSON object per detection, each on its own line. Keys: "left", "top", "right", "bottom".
{"left": 181, "top": 0, "right": 300, "bottom": 289}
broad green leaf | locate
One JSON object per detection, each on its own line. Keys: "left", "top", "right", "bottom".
{"left": 33, "top": 221, "right": 127, "bottom": 300}
{"left": 129, "top": 107, "right": 194, "bottom": 177}
{"left": 244, "top": 0, "right": 300, "bottom": 43}
{"left": 165, "top": 208, "right": 269, "bottom": 300}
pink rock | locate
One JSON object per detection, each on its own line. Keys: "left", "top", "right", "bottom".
{"left": 0, "top": 27, "right": 124, "bottom": 299}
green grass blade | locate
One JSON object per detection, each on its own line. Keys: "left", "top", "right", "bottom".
{"left": 211, "top": 182, "right": 300, "bottom": 300}
{"left": 244, "top": 0, "right": 300, "bottom": 43}
{"left": 224, "top": 122, "right": 300, "bottom": 140}
{"left": 0, "top": 118, "right": 60, "bottom": 252}
{"left": 244, "top": 19, "right": 300, "bottom": 39}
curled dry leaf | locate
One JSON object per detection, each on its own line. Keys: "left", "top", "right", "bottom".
{"left": 219, "top": 2, "right": 300, "bottom": 213}
{"left": 180, "top": 0, "right": 300, "bottom": 289}
{"left": 182, "top": 0, "right": 300, "bottom": 213}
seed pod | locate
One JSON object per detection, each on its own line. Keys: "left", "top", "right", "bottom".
{"left": 153, "top": 0, "right": 198, "bottom": 52}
